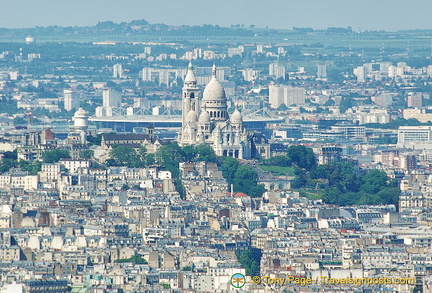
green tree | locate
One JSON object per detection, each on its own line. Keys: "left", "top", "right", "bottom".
{"left": 339, "top": 97, "right": 353, "bottom": 113}
{"left": 238, "top": 249, "right": 262, "bottom": 276}
{"left": 155, "top": 142, "right": 188, "bottom": 196}
{"left": 324, "top": 99, "right": 335, "bottom": 106}
{"left": 0, "top": 158, "right": 18, "bottom": 173}
{"left": 323, "top": 188, "right": 340, "bottom": 205}
{"left": 291, "top": 171, "right": 308, "bottom": 189}
{"left": 87, "top": 134, "right": 103, "bottom": 146}
{"left": 156, "top": 142, "right": 186, "bottom": 178}
{"left": 182, "top": 145, "right": 196, "bottom": 162}
{"left": 221, "top": 156, "right": 240, "bottom": 186}
{"left": 277, "top": 103, "right": 288, "bottom": 111}
{"left": 248, "top": 184, "right": 267, "bottom": 198}
{"left": 234, "top": 166, "right": 265, "bottom": 197}
{"left": 13, "top": 117, "right": 27, "bottom": 126}
{"left": 145, "top": 153, "right": 156, "bottom": 166}
{"left": 80, "top": 150, "right": 94, "bottom": 159}
{"left": 0, "top": 96, "right": 18, "bottom": 114}
{"left": 115, "top": 255, "right": 147, "bottom": 264}
{"left": 43, "top": 149, "right": 71, "bottom": 163}
{"left": 361, "top": 170, "right": 389, "bottom": 194}
{"left": 19, "top": 160, "right": 42, "bottom": 175}
{"left": 110, "top": 146, "right": 143, "bottom": 168}
{"left": 287, "top": 145, "right": 316, "bottom": 171}
{"left": 375, "top": 187, "right": 400, "bottom": 206}
{"left": 3, "top": 151, "right": 17, "bottom": 161}
{"left": 193, "top": 144, "right": 219, "bottom": 163}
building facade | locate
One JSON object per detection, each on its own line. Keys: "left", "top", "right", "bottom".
{"left": 63, "top": 89, "right": 79, "bottom": 111}
{"left": 178, "top": 63, "right": 269, "bottom": 159}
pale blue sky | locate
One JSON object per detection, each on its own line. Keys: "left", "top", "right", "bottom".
{"left": 1, "top": 0, "right": 431, "bottom": 31}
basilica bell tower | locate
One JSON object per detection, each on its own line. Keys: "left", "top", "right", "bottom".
{"left": 182, "top": 62, "right": 200, "bottom": 125}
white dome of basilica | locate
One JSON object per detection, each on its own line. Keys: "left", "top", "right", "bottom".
{"left": 202, "top": 78, "right": 226, "bottom": 101}
{"left": 202, "top": 65, "right": 226, "bottom": 102}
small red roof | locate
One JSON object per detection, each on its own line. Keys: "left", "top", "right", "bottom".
{"left": 226, "top": 192, "right": 249, "bottom": 197}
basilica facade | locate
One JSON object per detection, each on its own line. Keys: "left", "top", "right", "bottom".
{"left": 178, "top": 63, "right": 270, "bottom": 160}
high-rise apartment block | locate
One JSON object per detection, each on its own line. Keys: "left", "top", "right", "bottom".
{"left": 241, "top": 69, "right": 260, "bottom": 82}
{"left": 269, "top": 85, "right": 306, "bottom": 108}
{"left": 269, "top": 63, "right": 286, "bottom": 80}
{"left": 113, "top": 63, "right": 123, "bottom": 78}
{"left": 103, "top": 88, "right": 121, "bottom": 108}
{"left": 407, "top": 93, "right": 424, "bottom": 108}
{"left": 63, "top": 89, "right": 80, "bottom": 111}
{"left": 317, "top": 63, "right": 327, "bottom": 79}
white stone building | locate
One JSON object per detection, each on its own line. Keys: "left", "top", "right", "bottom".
{"left": 178, "top": 63, "right": 269, "bottom": 159}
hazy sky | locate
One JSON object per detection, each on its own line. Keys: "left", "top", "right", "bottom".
{"left": 1, "top": 0, "right": 431, "bottom": 31}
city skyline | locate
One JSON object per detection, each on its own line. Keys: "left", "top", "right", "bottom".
{"left": 1, "top": 0, "right": 432, "bottom": 31}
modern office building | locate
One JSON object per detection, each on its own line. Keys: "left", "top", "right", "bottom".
{"left": 397, "top": 126, "right": 432, "bottom": 149}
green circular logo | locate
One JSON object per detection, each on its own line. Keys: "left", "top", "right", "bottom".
{"left": 231, "top": 273, "right": 246, "bottom": 289}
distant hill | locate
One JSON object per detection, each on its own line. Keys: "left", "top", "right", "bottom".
{"left": 0, "top": 20, "right": 255, "bottom": 38}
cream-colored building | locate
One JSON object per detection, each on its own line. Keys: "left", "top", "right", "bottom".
{"left": 178, "top": 63, "right": 269, "bottom": 159}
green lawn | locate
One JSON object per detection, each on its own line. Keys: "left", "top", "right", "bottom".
{"left": 258, "top": 165, "right": 295, "bottom": 176}
{"left": 300, "top": 190, "right": 324, "bottom": 200}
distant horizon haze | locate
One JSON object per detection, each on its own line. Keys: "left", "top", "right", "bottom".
{"left": 1, "top": 0, "right": 431, "bottom": 31}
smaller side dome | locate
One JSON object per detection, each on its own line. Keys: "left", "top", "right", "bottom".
{"left": 186, "top": 109, "right": 197, "bottom": 123}
{"left": 199, "top": 110, "right": 210, "bottom": 123}
{"left": 231, "top": 109, "right": 242, "bottom": 124}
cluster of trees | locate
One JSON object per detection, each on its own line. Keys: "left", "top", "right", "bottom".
{"left": 155, "top": 143, "right": 220, "bottom": 197}
{"left": 283, "top": 145, "right": 400, "bottom": 206}
{"left": 316, "top": 166, "right": 400, "bottom": 206}
{"left": 155, "top": 142, "right": 265, "bottom": 198}
{"left": 42, "top": 149, "right": 70, "bottom": 163}
{"left": 87, "top": 134, "right": 103, "bottom": 146}
{"left": 108, "top": 146, "right": 152, "bottom": 168}
{"left": 260, "top": 145, "right": 316, "bottom": 170}
{"left": 114, "top": 255, "right": 147, "bottom": 264}
{"left": 221, "top": 157, "right": 266, "bottom": 198}
{"left": 260, "top": 145, "right": 400, "bottom": 206}
{"left": 0, "top": 150, "right": 41, "bottom": 174}
{"left": 237, "top": 249, "right": 262, "bottom": 276}
{"left": 0, "top": 96, "right": 18, "bottom": 114}
{"left": 364, "top": 118, "right": 426, "bottom": 129}
{"left": 0, "top": 151, "right": 18, "bottom": 173}
{"left": 287, "top": 145, "right": 316, "bottom": 171}
{"left": 19, "top": 160, "right": 42, "bottom": 175}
